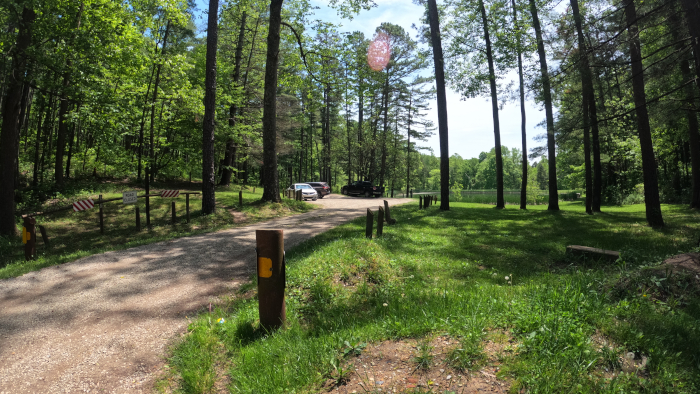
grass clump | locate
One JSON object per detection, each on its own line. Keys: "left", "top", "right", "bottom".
{"left": 163, "top": 201, "right": 700, "bottom": 393}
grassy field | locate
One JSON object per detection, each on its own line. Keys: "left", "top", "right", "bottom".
{"left": 0, "top": 184, "right": 314, "bottom": 279}
{"left": 161, "top": 201, "right": 700, "bottom": 393}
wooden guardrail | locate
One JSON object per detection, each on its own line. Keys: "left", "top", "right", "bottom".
{"left": 20, "top": 190, "right": 201, "bottom": 261}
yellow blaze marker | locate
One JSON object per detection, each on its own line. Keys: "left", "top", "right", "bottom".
{"left": 258, "top": 257, "right": 273, "bottom": 278}
{"left": 22, "top": 227, "right": 28, "bottom": 244}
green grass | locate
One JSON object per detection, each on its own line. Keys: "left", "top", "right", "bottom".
{"left": 0, "top": 184, "right": 315, "bottom": 279}
{"left": 163, "top": 201, "right": 700, "bottom": 393}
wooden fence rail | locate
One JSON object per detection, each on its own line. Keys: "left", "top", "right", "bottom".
{"left": 20, "top": 190, "right": 202, "bottom": 261}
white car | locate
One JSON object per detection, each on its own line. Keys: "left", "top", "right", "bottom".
{"left": 287, "top": 183, "right": 318, "bottom": 201}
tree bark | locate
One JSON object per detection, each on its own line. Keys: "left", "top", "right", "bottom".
{"left": 513, "top": 0, "right": 528, "bottom": 210}
{"left": 202, "top": 1, "right": 219, "bottom": 213}
{"left": 220, "top": 11, "right": 247, "bottom": 186}
{"left": 379, "top": 72, "right": 390, "bottom": 188}
{"left": 32, "top": 92, "right": 50, "bottom": 186}
{"left": 427, "top": 0, "right": 450, "bottom": 210}
{"left": 261, "top": 0, "right": 284, "bottom": 202}
{"left": 570, "top": 0, "right": 593, "bottom": 214}
{"left": 149, "top": 20, "right": 171, "bottom": 185}
{"left": 479, "top": 0, "right": 504, "bottom": 209}
{"left": 529, "top": 0, "right": 559, "bottom": 210}
{"left": 625, "top": 0, "right": 664, "bottom": 227}
{"left": 0, "top": 7, "right": 35, "bottom": 237}
{"left": 680, "top": 0, "right": 700, "bottom": 93}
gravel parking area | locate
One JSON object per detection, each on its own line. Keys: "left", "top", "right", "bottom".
{"left": 0, "top": 194, "right": 411, "bottom": 393}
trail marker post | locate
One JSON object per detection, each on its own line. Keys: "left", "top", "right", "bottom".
{"left": 22, "top": 216, "right": 36, "bottom": 261}
{"left": 255, "top": 230, "right": 286, "bottom": 330}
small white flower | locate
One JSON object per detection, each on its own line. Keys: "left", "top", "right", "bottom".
{"left": 492, "top": 273, "right": 497, "bottom": 278}
{"left": 383, "top": 303, "right": 388, "bottom": 307}
{"left": 505, "top": 276, "right": 510, "bottom": 281}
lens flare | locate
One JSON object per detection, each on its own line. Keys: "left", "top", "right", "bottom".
{"left": 367, "top": 32, "right": 391, "bottom": 71}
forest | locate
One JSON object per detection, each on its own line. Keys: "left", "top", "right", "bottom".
{"left": 1, "top": 0, "right": 700, "bottom": 237}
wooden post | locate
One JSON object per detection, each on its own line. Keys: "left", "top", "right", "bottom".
{"left": 186, "top": 194, "right": 190, "bottom": 223}
{"left": 99, "top": 195, "right": 104, "bottom": 234}
{"left": 384, "top": 200, "right": 396, "bottom": 225}
{"left": 171, "top": 201, "right": 176, "bottom": 224}
{"left": 136, "top": 206, "right": 141, "bottom": 231}
{"left": 239, "top": 190, "right": 243, "bottom": 206}
{"left": 146, "top": 192, "right": 151, "bottom": 228}
{"left": 410, "top": 189, "right": 413, "bottom": 198}
{"left": 419, "top": 195, "right": 423, "bottom": 209}
{"left": 253, "top": 187, "right": 256, "bottom": 193}
{"left": 255, "top": 230, "right": 286, "bottom": 330}
{"left": 365, "top": 208, "right": 374, "bottom": 239}
{"left": 23, "top": 216, "right": 36, "bottom": 261}
{"left": 377, "top": 207, "right": 384, "bottom": 237}
{"left": 38, "top": 225, "right": 50, "bottom": 245}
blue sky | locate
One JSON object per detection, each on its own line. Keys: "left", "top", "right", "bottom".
{"left": 194, "top": 0, "right": 552, "bottom": 161}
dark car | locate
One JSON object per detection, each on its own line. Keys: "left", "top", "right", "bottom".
{"left": 306, "top": 182, "right": 331, "bottom": 198}
{"left": 341, "top": 181, "right": 384, "bottom": 197}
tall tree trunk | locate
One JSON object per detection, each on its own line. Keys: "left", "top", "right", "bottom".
{"left": 529, "top": 0, "right": 559, "bottom": 210}
{"left": 406, "top": 92, "right": 413, "bottom": 196}
{"left": 680, "top": 0, "right": 700, "bottom": 93}
{"left": 379, "top": 73, "right": 390, "bottom": 188}
{"left": 513, "top": 0, "right": 528, "bottom": 210}
{"left": 261, "top": 0, "right": 284, "bottom": 202}
{"left": 570, "top": 0, "right": 593, "bottom": 214}
{"left": 345, "top": 68, "right": 352, "bottom": 184}
{"left": 220, "top": 11, "right": 247, "bottom": 186}
{"left": 149, "top": 20, "right": 171, "bottom": 185}
{"left": 0, "top": 7, "right": 35, "bottom": 237}
{"left": 55, "top": 3, "right": 83, "bottom": 188}
{"left": 358, "top": 75, "right": 364, "bottom": 179}
{"left": 202, "top": 2, "right": 218, "bottom": 213}
{"left": 427, "top": 0, "right": 450, "bottom": 210}
{"left": 625, "top": 0, "right": 664, "bottom": 227}
{"left": 670, "top": 1, "right": 700, "bottom": 208}
{"left": 33, "top": 92, "right": 49, "bottom": 186}
{"left": 589, "top": 88, "right": 602, "bottom": 211}
{"left": 479, "top": 0, "right": 504, "bottom": 208}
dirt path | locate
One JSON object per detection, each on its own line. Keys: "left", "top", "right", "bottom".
{"left": 0, "top": 195, "right": 411, "bottom": 393}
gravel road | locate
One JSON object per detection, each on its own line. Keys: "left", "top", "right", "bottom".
{"left": 0, "top": 194, "right": 412, "bottom": 393}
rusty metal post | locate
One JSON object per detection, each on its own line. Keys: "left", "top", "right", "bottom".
{"left": 255, "top": 230, "right": 286, "bottom": 330}
{"left": 23, "top": 216, "right": 36, "bottom": 260}
{"left": 365, "top": 208, "right": 373, "bottom": 239}
{"left": 419, "top": 195, "right": 423, "bottom": 209}
{"left": 239, "top": 190, "right": 243, "bottom": 206}
{"left": 99, "top": 195, "right": 104, "bottom": 234}
{"left": 377, "top": 207, "right": 384, "bottom": 237}
{"left": 38, "top": 225, "right": 49, "bottom": 245}
{"left": 172, "top": 201, "right": 176, "bottom": 224}
{"left": 136, "top": 206, "right": 141, "bottom": 231}
{"left": 186, "top": 194, "right": 190, "bottom": 223}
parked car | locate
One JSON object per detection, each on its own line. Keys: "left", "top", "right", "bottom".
{"left": 341, "top": 181, "right": 384, "bottom": 197}
{"left": 286, "top": 183, "right": 318, "bottom": 201}
{"left": 306, "top": 182, "right": 331, "bottom": 198}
